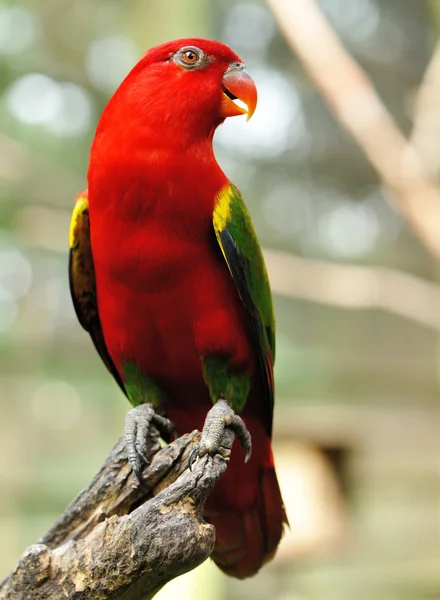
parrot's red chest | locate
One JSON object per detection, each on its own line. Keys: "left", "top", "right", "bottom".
{"left": 88, "top": 168, "right": 254, "bottom": 402}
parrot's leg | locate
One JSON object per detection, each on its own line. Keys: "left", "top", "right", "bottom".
{"left": 124, "top": 403, "right": 176, "bottom": 483}
{"left": 189, "top": 355, "right": 252, "bottom": 467}
{"left": 122, "top": 363, "right": 176, "bottom": 483}
{"left": 188, "top": 398, "right": 252, "bottom": 469}
{"left": 189, "top": 357, "right": 252, "bottom": 468}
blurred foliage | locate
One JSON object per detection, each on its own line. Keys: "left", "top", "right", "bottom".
{"left": 0, "top": 1, "right": 439, "bottom": 599}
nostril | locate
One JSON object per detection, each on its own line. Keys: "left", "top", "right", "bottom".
{"left": 227, "top": 61, "right": 245, "bottom": 73}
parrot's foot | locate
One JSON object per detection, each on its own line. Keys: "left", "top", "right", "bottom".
{"left": 188, "top": 398, "right": 252, "bottom": 470}
{"left": 124, "top": 403, "right": 177, "bottom": 484}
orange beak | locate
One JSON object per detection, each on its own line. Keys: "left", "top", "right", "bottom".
{"left": 220, "top": 64, "right": 257, "bottom": 122}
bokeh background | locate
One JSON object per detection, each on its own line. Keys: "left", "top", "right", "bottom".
{"left": 1, "top": 1, "right": 440, "bottom": 599}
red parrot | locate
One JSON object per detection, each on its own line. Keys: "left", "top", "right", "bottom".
{"left": 69, "top": 38, "right": 287, "bottom": 578}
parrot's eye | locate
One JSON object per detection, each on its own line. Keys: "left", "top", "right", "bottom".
{"left": 182, "top": 50, "right": 198, "bottom": 63}
{"left": 174, "top": 46, "right": 207, "bottom": 70}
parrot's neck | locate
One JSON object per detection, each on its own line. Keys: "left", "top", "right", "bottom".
{"left": 88, "top": 122, "right": 228, "bottom": 223}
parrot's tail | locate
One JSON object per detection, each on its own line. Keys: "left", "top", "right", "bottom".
{"left": 206, "top": 445, "right": 288, "bottom": 579}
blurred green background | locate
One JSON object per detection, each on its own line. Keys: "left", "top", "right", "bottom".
{"left": 1, "top": 1, "right": 440, "bottom": 599}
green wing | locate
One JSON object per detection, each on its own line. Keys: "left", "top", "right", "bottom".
{"left": 213, "top": 183, "right": 275, "bottom": 435}
{"left": 69, "top": 191, "right": 126, "bottom": 395}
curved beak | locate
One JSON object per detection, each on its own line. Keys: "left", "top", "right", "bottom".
{"left": 220, "top": 64, "right": 257, "bottom": 122}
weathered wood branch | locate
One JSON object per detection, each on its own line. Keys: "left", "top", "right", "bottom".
{"left": 0, "top": 429, "right": 231, "bottom": 600}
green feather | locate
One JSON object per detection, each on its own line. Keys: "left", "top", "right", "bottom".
{"left": 202, "top": 356, "right": 250, "bottom": 413}
{"left": 122, "top": 362, "right": 164, "bottom": 408}
{"left": 213, "top": 182, "right": 275, "bottom": 355}
{"left": 212, "top": 182, "right": 276, "bottom": 433}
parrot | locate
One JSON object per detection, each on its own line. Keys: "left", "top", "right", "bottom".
{"left": 69, "top": 38, "right": 287, "bottom": 578}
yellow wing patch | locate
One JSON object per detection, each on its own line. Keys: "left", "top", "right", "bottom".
{"left": 69, "top": 192, "right": 98, "bottom": 330}
{"left": 69, "top": 194, "right": 89, "bottom": 249}
{"left": 213, "top": 186, "right": 232, "bottom": 232}
{"left": 213, "top": 186, "right": 233, "bottom": 268}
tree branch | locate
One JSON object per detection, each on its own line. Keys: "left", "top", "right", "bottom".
{"left": 267, "top": 0, "right": 440, "bottom": 262}
{"left": 0, "top": 430, "right": 230, "bottom": 600}
{"left": 264, "top": 248, "right": 440, "bottom": 331}
{"left": 409, "top": 41, "right": 440, "bottom": 176}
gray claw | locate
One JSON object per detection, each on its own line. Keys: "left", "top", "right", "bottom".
{"left": 124, "top": 403, "right": 175, "bottom": 482}
{"left": 229, "top": 414, "right": 252, "bottom": 463}
{"left": 189, "top": 398, "right": 252, "bottom": 467}
{"left": 137, "top": 449, "right": 149, "bottom": 466}
{"left": 133, "top": 467, "right": 143, "bottom": 486}
{"left": 152, "top": 413, "right": 178, "bottom": 441}
{"left": 188, "top": 445, "right": 200, "bottom": 471}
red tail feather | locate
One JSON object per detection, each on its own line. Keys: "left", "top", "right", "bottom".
{"left": 168, "top": 401, "right": 287, "bottom": 578}
{"left": 206, "top": 445, "right": 288, "bottom": 578}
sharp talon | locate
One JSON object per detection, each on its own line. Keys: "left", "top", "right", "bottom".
{"left": 137, "top": 449, "right": 149, "bottom": 465}
{"left": 124, "top": 403, "right": 176, "bottom": 480}
{"left": 133, "top": 468, "right": 143, "bottom": 486}
{"left": 194, "top": 399, "right": 252, "bottom": 466}
{"left": 188, "top": 445, "right": 200, "bottom": 471}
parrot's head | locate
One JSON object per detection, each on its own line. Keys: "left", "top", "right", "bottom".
{"left": 107, "top": 38, "right": 257, "bottom": 143}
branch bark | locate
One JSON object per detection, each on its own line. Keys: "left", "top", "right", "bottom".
{"left": 0, "top": 430, "right": 230, "bottom": 600}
